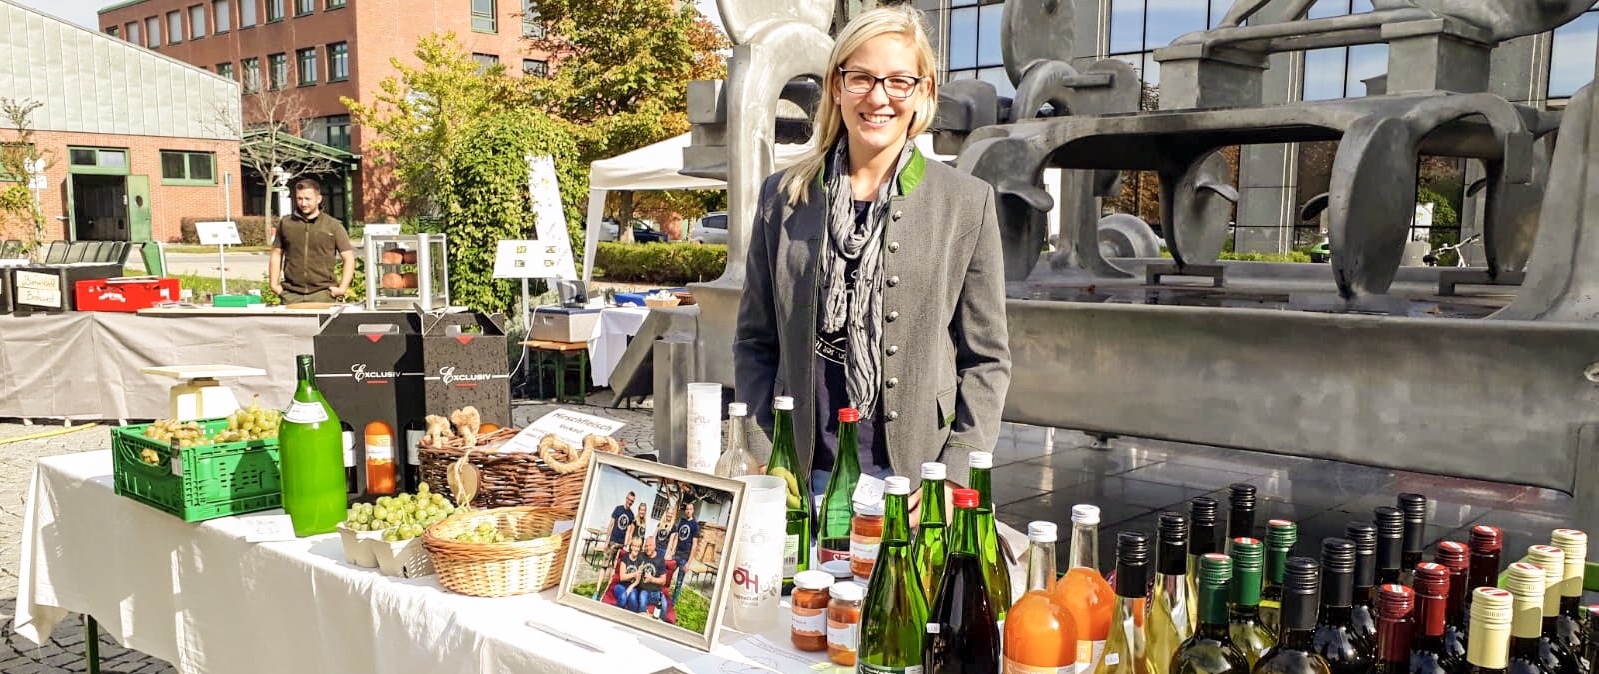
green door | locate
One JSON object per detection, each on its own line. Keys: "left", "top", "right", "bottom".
{"left": 126, "top": 175, "right": 151, "bottom": 242}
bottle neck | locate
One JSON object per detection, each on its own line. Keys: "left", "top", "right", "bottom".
{"left": 1198, "top": 580, "right": 1231, "bottom": 628}
{"left": 970, "top": 467, "right": 992, "bottom": 510}
{"left": 771, "top": 408, "right": 793, "bottom": 457}
{"left": 883, "top": 492, "right": 911, "bottom": 546}
{"left": 1446, "top": 568, "right": 1469, "bottom": 624}
{"left": 1279, "top": 625, "right": 1318, "bottom": 651}
{"left": 1377, "top": 614, "right": 1415, "bottom": 666}
{"left": 1231, "top": 568, "right": 1262, "bottom": 611}
{"left": 727, "top": 414, "right": 748, "bottom": 453}
{"left": 1416, "top": 593, "right": 1448, "bottom": 639}
{"left": 1321, "top": 570, "right": 1354, "bottom": 611}
{"left": 1264, "top": 547, "right": 1289, "bottom": 588}
{"left": 1190, "top": 523, "right": 1218, "bottom": 558}
{"left": 834, "top": 420, "right": 861, "bottom": 474}
{"left": 1228, "top": 509, "right": 1254, "bottom": 540}
{"left": 1468, "top": 551, "right": 1501, "bottom": 595}
{"left": 1069, "top": 522, "right": 1099, "bottom": 570}
{"left": 1468, "top": 615, "right": 1511, "bottom": 670}
{"left": 1027, "top": 540, "right": 1058, "bottom": 592}
{"left": 1280, "top": 590, "right": 1320, "bottom": 643}
{"left": 918, "top": 479, "right": 946, "bottom": 527}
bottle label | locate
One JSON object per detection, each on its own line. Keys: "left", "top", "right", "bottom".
{"left": 342, "top": 431, "right": 355, "bottom": 468}
{"left": 817, "top": 546, "right": 852, "bottom": 564}
{"left": 284, "top": 401, "right": 329, "bottom": 424}
{"left": 858, "top": 664, "right": 922, "bottom": 674}
{"left": 1076, "top": 640, "right": 1106, "bottom": 671}
{"left": 783, "top": 534, "right": 801, "bottom": 577}
{"left": 406, "top": 429, "right": 424, "bottom": 466}
{"left": 1003, "top": 659, "right": 1075, "bottom": 674}
{"left": 170, "top": 456, "right": 183, "bottom": 477}
{"left": 826, "top": 621, "right": 858, "bottom": 652}
{"left": 791, "top": 605, "right": 825, "bottom": 636}
{"left": 366, "top": 433, "right": 394, "bottom": 461}
{"left": 849, "top": 540, "right": 880, "bottom": 566}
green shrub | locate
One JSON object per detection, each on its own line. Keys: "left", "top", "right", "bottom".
{"left": 594, "top": 242, "right": 727, "bottom": 283}
{"left": 177, "top": 216, "right": 273, "bottom": 246}
{"left": 1221, "top": 250, "right": 1311, "bottom": 263}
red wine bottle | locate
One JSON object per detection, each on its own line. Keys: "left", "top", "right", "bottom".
{"left": 1374, "top": 584, "right": 1416, "bottom": 674}
{"left": 1413, "top": 562, "right": 1467, "bottom": 674}
{"left": 925, "top": 488, "right": 999, "bottom": 674}
{"left": 1436, "top": 542, "right": 1472, "bottom": 665}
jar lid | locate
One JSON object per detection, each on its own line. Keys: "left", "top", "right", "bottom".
{"left": 794, "top": 570, "right": 834, "bottom": 591}
{"left": 821, "top": 559, "right": 853, "bottom": 580}
{"left": 855, "top": 500, "right": 884, "bottom": 516}
{"left": 829, "top": 580, "right": 865, "bottom": 601}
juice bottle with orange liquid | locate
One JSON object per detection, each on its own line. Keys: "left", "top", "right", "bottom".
{"left": 1055, "top": 504, "right": 1116, "bottom": 672}
{"left": 364, "top": 420, "right": 397, "bottom": 495}
{"left": 1005, "top": 521, "right": 1078, "bottom": 674}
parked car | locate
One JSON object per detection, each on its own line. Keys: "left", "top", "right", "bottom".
{"left": 599, "top": 217, "right": 670, "bottom": 243}
{"left": 689, "top": 212, "right": 728, "bottom": 244}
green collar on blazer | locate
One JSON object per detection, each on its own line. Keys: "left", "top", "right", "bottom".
{"left": 812, "top": 141, "right": 928, "bottom": 195}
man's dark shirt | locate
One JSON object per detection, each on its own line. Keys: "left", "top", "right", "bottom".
{"left": 273, "top": 210, "right": 351, "bottom": 294}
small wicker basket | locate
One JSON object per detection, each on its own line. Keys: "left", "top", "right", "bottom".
{"left": 418, "top": 428, "right": 588, "bottom": 511}
{"left": 422, "top": 506, "right": 575, "bottom": 597}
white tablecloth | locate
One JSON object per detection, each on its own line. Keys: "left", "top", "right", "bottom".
{"left": 589, "top": 307, "right": 651, "bottom": 388}
{"left": 13, "top": 451, "right": 825, "bottom": 674}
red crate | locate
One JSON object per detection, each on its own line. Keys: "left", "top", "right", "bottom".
{"left": 74, "top": 277, "right": 180, "bottom": 312}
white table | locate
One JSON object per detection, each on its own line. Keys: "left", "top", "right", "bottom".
{"left": 589, "top": 306, "right": 651, "bottom": 388}
{"left": 14, "top": 451, "right": 832, "bottom": 674}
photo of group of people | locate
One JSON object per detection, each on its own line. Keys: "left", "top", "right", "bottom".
{"left": 565, "top": 459, "right": 736, "bottom": 637}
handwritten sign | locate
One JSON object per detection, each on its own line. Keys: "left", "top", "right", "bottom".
{"left": 492, "top": 240, "right": 573, "bottom": 280}
{"left": 852, "top": 474, "right": 886, "bottom": 509}
{"left": 195, "top": 221, "right": 242, "bottom": 246}
{"left": 499, "top": 408, "right": 626, "bottom": 454}
{"left": 236, "top": 514, "right": 299, "bottom": 543}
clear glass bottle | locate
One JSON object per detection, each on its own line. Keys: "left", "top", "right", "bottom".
{"left": 1005, "top": 522, "right": 1077, "bottom": 674}
{"left": 913, "top": 462, "right": 950, "bottom": 604}
{"left": 970, "top": 452, "right": 1013, "bottom": 624}
{"left": 1229, "top": 537, "right": 1277, "bottom": 667}
{"left": 1057, "top": 504, "right": 1116, "bottom": 672}
{"left": 1094, "top": 532, "right": 1153, "bottom": 674}
{"left": 1412, "top": 562, "right": 1467, "bottom": 674}
{"left": 1310, "top": 538, "right": 1375, "bottom": 674}
{"left": 926, "top": 487, "right": 1000, "bottom": 674}
{"left": 1173, "top": 553, "right": 1252, "bottom": 674}
{"left": 858, "top": 476, "right": 929, "bottom": 674}
{"left": 279, "top": 353, "right": 346, "bottom": 537}
{"left": 715, "top": 402, "right": 760, "bottom": 478}
{"left": 765, "top": 395, "right": 810, "bottom": 594}
{"left": 817, "top": 407, "right": 863, "bottom": 564}
{"left": 1260, "top": 519, "right": 1299, "bottom": 637}
{"left": 1150, "top": 512, "right": 1196, "bottom": 674}
{"left": 1250, "top": 557, "right": 1329, "bottom": 674}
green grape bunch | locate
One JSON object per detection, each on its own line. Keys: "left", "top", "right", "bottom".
{"left": 136, "top": 397, "right": 284, "bottom": 461}
{"left": 342, "top": 482, "right": 458, "bottom": 542}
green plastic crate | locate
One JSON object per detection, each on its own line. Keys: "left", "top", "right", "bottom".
{"left": 111, "top": 418, "right": 283, "bottom": 522}
{"left": 212, "top": 294, "right": 263, "bottom": 308}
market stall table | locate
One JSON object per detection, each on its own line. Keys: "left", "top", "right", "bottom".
{"left": 15, "top": 451, "right": 837, "bottom": 674}
{"left": 590, "top": 306, "right": 651, "bottom": 387}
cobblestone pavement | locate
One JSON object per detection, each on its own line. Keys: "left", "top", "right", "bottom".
{"left": 0, "top": 392, "right": 653, "bottom": 673}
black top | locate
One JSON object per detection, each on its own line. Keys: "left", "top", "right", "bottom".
{"left": 813, "top": 200, "right": 890, "bottom": 476}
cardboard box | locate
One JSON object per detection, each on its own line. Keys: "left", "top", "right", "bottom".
{"left": 312, "top": 312, "right": 426, "bottom": 498}
{"left": 11, "top": 263, "right": 123, "bottom": 314}
{"left": 74, "top": 277, "right": 180, "bottom": 312}
{"left": 419, "top": 311, "right": 512, "bottom": 429}
{"left": 529, "top": 306, "right": 602, "bottom": 343}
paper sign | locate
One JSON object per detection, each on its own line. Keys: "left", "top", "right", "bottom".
{"left": 852, "top": 474, "right": 886, "bottom": 508}
{"left": 26, "top": 158, "right": 45, "bottom": 190}
{"left": 499, "top": 408, "right": 626, "bottom": 454}
{"left": 195, "top": 221, "right": 242, "bottom": 246}
{"left": 237, "top": 514, "right": 299, "bottom": 543}
{"left": 553, "top": 520, "right": 574, "bottom": 535}
{"left": 524, "top": 154, "right": 579, "bottom": 279}
{"left": 14, "top": 270, "right": 61, "bottom": 308}
{"left": 492, "top": 240, "right": 572, "bottom": 280}
{"left": 364, "top": 224, "right": 402, "bottom": 238}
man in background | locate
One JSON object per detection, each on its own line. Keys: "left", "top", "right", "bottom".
{"left": 269, "top": 178, "right": 354, "bottom": 304}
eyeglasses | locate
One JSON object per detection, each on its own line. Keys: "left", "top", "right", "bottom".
{"left": 837, "top": 68, "right": 924, "bottom": 99}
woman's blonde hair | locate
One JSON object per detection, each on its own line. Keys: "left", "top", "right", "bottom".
{"left": 778, "top": 5, "right": 939, "bottom": 206}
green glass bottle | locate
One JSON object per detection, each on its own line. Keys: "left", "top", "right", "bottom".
{"left": 1095, "top": 531, "right": 1154, "bottom": 674}
{"left": 818, "top": 407, "right": 863, "bottom": 564}
{"left": 278, "top": 354, "right": 347, "bottom": 537}
{"left": 1151, "top": 512, "right": 1196, "bottom": 674}
{"left": 1189, "top": 497, "right": 1222, "bottom": 629}
{"left": 1260, "top": 519, "right": 1299, "bottom": 637}
{"left": 925, "top": 487, "right": 1000, "bottom": 674}
{"left": 969, "top": 452, "right": 1013, "bottom": 624}
{"left": 764, "top": 396, "right": 809, "bottom": 594}
{"left": 1172, "top": 553, "right": 1252, "bottom": 674}
{"left": 1252, "top": 557, "right": 1330, "bottom": 674}
{"left": 860, "top": 475, "right": 930, "bottom": 674}
{"left": 912, "top": 462, "right": 949, "bottom": 604}
{"left": 1229, "top": 537, "right": 1278, "bottom": 667}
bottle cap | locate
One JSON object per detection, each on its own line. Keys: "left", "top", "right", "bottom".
{"left": 1434, "top": 541, "right": 1469, "bottom": 570}
{"left": 1266, "top": 519, "right": 1298, "bottom": 550}
{"left": 854, "top": 500, "right": 884, "bottom": 517}
{"left": 728, "top": 402, "right": 748, "bottom": 417}
{"left": 773, "top": 396, "right": 794, "bottom": 411}
{"left": 968, "top": 452, "right": 993, "bottom": 469}
{"left": 1159, "top": 511, "right": 1189, "bottom": 544}
{"left": 1229, "top": 483, "right": 1257, "bottom": 509}
{"left": 1346, "top": 522, "right": 1377, "bottom": 551}
{"left": 1190, "top": 496, "right": 1218, "bottom": 525}
{"left": 1397, "top": 492, "right": 1427, "bottom": 516}
{"left": 1413, "top": 562, "right": 1450, "bottom": 597}
{"left": 1229, "top": 537, "right": 1263, "bottom": 570}
{"left": 1551, "top": 529, "right": 1588, "bottom": 560}
{"left": 837, "top": 407, "right": 859, "bottom": 423}
{"left": 884, "top": 476, "right": 911, "bottom": 495}
{"left": 1200, "top": 552, "right": 1233, "bottom": 585}
{"left": 952, "top": 488, "right": 979, "bottom": 509}
{"left": 1504, "top": 562, "right": 1545, "bottom": 597}
{"left": 1377, "top": 583, "right": 1415, "bottom": 618}
{"left": 794, "top": 570, "right": 834, "bottom": 591}
{"left": 1321, "top": 537, "right": 1356, "bottom": 573}
{"left": 1470, "top": 525, "right": 1503, "bottom": 552}
{"left": 1072, "top": 504, "right": 1101, "bottom": 526}
{"left": 1284, "top": 556, "right": 1321, "bottom": 596}
{"left": 1469, "top": 587, "right": 1513, "bottom": 627}
{"left": 1527, "top": 545, "right": 1564, "bottom": 584}
{"left": 920, "top": 462, "right": 946, "bottom": 481}
{"left": 1115, "top": 531, "right": 1151, "bottom": 595}
{"left": 1375, "top": 506, "right": 1404, "bottom": 538}
{"left": 829, "top": 581, "right": 865, "bottom": 602}
{"left": 1029, "top": 521, "right": 1058, "bottom": 543}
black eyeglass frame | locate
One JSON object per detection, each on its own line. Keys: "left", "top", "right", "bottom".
{"left": 836, "top": 67, "right": 926, "bottom": 99}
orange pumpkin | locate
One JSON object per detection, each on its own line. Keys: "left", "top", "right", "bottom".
{"left": 381, "top": 272, "right": 405, "bottom": 289}
{"left": 479, "top": 423, "right": 501, "bottom": 434}
{"left": 401, "top": 272, "right": 419, "bottom": 289}
{"left": 381, "top": 250, "right": 403, "bottom": 265}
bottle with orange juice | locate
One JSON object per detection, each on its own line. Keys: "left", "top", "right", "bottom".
{"left": 1005, "top": 521, "right": 1078, "bottom": 674}
{"left": 1055, "top": 504, "right": 1116, "bottom": 672}
{"left": 364, "top": 420, "right": 397, "bottom": 495}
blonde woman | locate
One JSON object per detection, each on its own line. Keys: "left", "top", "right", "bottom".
{"left": 734, "top": 6, "right": 1011, "bottom": 504}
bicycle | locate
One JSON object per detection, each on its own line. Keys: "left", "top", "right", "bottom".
{"left": 1422, "top": 233, "right": 1482, "bottom": 267}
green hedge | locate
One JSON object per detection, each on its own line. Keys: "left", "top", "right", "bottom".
{"left": 178, "top": 216, "right": 273, "bottom": 246}
{"left": 594, "top": 242, "right": 727, "bottom": 283}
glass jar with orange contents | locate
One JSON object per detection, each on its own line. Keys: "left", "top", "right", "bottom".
{"left": 827, "top": 580, "right": 865, "bottom": 666}
{"left": 849, "top": 501, "right": 884, "bottom": 582}
{"left": 791, "top": 571, "right": 833, "bottom": 652}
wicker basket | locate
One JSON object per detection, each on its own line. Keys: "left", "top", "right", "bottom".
{"left": 417, "top": 428, "right": 589, "bottom": 510}
{"left": 423, "top": 506, "right": 575, "bottom": 597}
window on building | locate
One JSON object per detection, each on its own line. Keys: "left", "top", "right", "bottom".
{"left": 472, "top": 53, "right": 500, "bottom": 73}
{"left": 294, "top": 0, "right": 312, "bottom": 16}
{"left": 297, "top": 48, "right": 318, "bottom": 85}
{"left": 189, "top": 5, "right": 205, "bottom": 38}
{"left": 1549, "top": 8, "right": 1599, "bottom": 99}
{"left": 160, "top": 151, "right": 217, "bottom": 184}
{"left": 325, "top": 115, "right": 350, "bottom": 151}
{"left": 145, "top": 16, "right": 160, "bottom": 47}
{"left": 106, "top": 25, "right": 120, "bottom": 38}
{"left": 268, "top": 53, "right": 287, "bottom": 90}
{"left": 213, "top": 0, "right": 230, "bottom": 32}
{"left": 945, "top": 0, "right": 1011, "bottom": 96}
{"left": 217, "top": 62, "right": 235, "bottom": 80}
{"left": 125, "top": 22, "right": 139, "bottom": 43}
{"left": 167, "top": 10, "right": 183, "bottom": 43}
{"left": 69, "top": 147, "right": 129, "bottom": 170}
{"left": 522, "top": 59, "right": 547, "bottom": 77}
{"left": 472, "top": 0, "right": 497, "bottom": 33}
{"left": 239, "top": 0, "right": 256, "bottom": 26}
{"left": 326, "top": 0, "right": 344, "bottom": 8}
{"left": 266, "top": 0, "right": 283, "bottom": 21}
{"left": 327, "top": 42, "right": 349, "bottom": 81}
{"left": 242, "top": 56, "right": 262, "bottom": 93}
{"left": 522, "top": 0, "right": 542, "bottom": 38}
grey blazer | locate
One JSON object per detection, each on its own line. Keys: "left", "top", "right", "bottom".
{"left": 733, "top": 148, "right": 1012, "bottom": 485}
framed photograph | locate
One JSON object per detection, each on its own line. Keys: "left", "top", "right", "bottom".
{"left": 556, "top": 452, "right": 746, "bottom": 651}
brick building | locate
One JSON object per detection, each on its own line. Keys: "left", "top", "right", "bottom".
{"left": 97, "top": 0, "right": 554, "bottom": 223}
{"left": 1, "top": 0, "right": 242, "bottom": 244}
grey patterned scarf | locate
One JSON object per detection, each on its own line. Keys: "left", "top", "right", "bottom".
{"left": 819, "top": 138, "right": 914, "bottom": 420}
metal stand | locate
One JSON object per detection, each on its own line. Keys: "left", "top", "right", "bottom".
{"left": 1147, "top": 263, "right": 1226, "bottom": 288}
{"left": 1438, "top": 269, "right": 1525, "bottom": 296}
{"left": 85, "top": 615, "right": 100, "bottom": 674}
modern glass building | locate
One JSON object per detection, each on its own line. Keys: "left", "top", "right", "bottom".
{"left": 916, "top": 0, "right": 1599, "bottom": 254}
